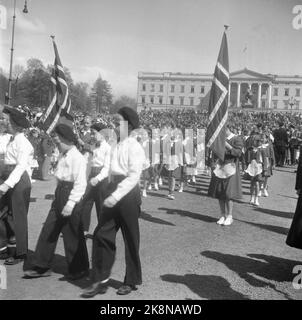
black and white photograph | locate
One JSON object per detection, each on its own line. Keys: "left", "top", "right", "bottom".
{"left": 0, "top": 0, "right": 302, "bottom": 306}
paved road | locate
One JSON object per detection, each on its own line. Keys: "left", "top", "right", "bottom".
{"left": 1, "top": 167, "right": 302, "bottom": 300}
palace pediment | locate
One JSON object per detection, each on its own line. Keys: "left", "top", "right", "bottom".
{"left": 230, "top": 68, "right": 274, "bottom": 81}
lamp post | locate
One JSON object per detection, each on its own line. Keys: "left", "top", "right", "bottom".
{"left": 6, "top": 0, "right": 29, "bottom": 106}
{"left": 288, "top": 96, "right": 297, "bottom": 112}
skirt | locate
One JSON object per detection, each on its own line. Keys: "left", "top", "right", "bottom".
{"left": 286, "top": 195, "right": 302, "bottom": 249}
{"left": 208, "top": 167, "right": 242, "bottom": 201}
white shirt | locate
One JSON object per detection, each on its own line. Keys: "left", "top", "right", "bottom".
{"left": 55, "top": 146, "right": 87, "bottom": 207}
{"left": 95, "top": 136, "right": 145, "bottom": 202}
{"left": 90, "top": 140, "right": 111, "bottom": 168}
{"left": 0, "top": 133, "right": 12, "bottom": 155}
{"left": 142, "top": 139, "right": 150, "bottom": 169}
{"left": 4, "top": 132, "right": 34, "bottom": 188}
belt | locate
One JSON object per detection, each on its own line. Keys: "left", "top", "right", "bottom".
{"left": 90, "top": 166, "right": 103, "bottom": 176}
{"left": 57, "top": 180, "right": 74, "bottom": 188}
{"left": 110, "top": 174, "right": 126, "bottom": 184}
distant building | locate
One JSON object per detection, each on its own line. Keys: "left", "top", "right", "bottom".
{"left": 137, "top": 68, "right": 302, "bottom": 112}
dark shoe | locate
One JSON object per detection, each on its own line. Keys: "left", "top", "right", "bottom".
{"left": 24, "top": 267, "right": 52, "bottom": 278}
{"left": 65, "top": 270, "right": 89, "bottom": 281}
{"left": 81, "top": 282, "right": 108, "bottom": 298}
{"left": 4, "top": 255, "right": 26, "bottom": 265}
{"left": 116, "top": 284, "right": 137, "bottom": 295}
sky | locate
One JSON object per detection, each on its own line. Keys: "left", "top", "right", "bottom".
{"left": 0, "top": 0, "right": 302, "bottom": 99}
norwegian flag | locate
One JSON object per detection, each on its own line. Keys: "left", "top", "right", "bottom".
{"left": 40, "top": 37, "right": 71, "bottom": 134}
{"left": 205, "top": 29, "right": 229, "bottom": 161}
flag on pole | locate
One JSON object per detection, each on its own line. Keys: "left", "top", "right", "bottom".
{"left": 205, "top": 28, "right": 229, "bottom": 161}
{"left": 40, "top": 36, "right": 71, "bottom": 134}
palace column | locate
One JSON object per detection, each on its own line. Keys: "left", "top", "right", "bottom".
{"left": 237, "top": 82, "right": 241, "bottom": 108}
{"left": 267, "top": 84, "right": 272, "bottom": 109}
{"left": 257, "top": 83, "right": 262, "bottom": 108}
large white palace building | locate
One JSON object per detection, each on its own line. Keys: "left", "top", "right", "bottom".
{"left": 136, "top": 68, "right": 302, "bottom": 112}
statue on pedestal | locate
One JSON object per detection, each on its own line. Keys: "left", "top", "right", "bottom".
{"left": 242, "top": 87, "right": 253, "bottom": 108}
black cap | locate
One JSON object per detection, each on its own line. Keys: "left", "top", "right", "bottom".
{"left": 3, "top": 105, "right": 30, "bottom": 128}
{"left": 117, "top": 107, "right": 140, "bottom": 130}
{"left": 91, "top": 122, "right": 107, "bottom": 132}
{"left": 55, "top": 124, "right": 77, "bottom": 144}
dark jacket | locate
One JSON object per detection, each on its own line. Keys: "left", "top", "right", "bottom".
{"left": 273, "top": 128, "right": 288, "bottom": 147}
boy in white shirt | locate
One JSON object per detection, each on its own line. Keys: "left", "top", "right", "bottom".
{"left": 82, "top": 107, "right": 145, "bottom": 297}
{"left": 24, "top": 124, "right": 89, "bottom": 280}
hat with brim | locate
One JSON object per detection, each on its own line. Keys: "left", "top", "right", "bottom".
{"left": 55, "top": 124, "right": 77, "bottom": 144}
{"left": 117, "top": 107, "right": 140, "bottom": 130}
{"left": 3, "top": 105, "right": 30, "bottom": 129}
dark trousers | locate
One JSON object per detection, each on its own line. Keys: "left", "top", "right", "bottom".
{"left": 81, "top": 167, "right": 108, "bottom": 232}
{"left": 32, "top": 181, "right": 89, "bottom": 274}
{"left": 0, "top": 210, "right": 14, "bottom": 251}
{"left": 290, "top": 147, "right": 296, "bottom": 165}
{"left": 0, "top": 171, "right": 31, "bottom": 256}
{"left": 275, "top": 145, "right": 286, "bottom": 166}
{"left": 39, "top": 156, "right": 52, "bottom": 180}
{"left": 92, "top": 179, "right": 142, "bottom": 286}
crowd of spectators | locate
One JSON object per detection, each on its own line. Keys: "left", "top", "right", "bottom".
{"left": 9, "top": 105, "right": 302, "bottom": 180}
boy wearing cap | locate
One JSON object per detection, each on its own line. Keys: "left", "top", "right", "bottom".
{"left": 81, "top": 107, "right": 145, "bottom": 297}
{"left": 80, "top": 122, "right": 111, "bottom": 235}
{"left": 0, "top": 106, "right": 33, "bottom": 265}
{"left": 24, "top": 124, "right": 89, "bottom": 280}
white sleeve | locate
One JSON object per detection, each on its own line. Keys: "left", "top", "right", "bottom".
{"left": 94, "top": 145, "right": 111, "bottom": 183}
{"left": 111, "top": 142, "right": 145, "bottom": 202}
{"left": 5, "top": 142, "right": 33, "bottom": 188}
{"left": 66, "top": 156, "right": 87, "bottom": 208}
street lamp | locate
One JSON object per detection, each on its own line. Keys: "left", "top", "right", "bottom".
{"left": 6, "top": 0, "right": 29, "bottom": 106}
{"left": 288, "top": 96, "right": 297, "bottom": 112}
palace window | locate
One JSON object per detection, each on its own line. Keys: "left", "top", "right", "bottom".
{"left": 273, "top": 88, "right": 278, "bottom": 96}
{"left": 170, "top": 97, "right": 174, "bottom": 105}
{"left": 160, "top": 84, "right": 164, "bottom": 92}
{"left": 142, "top": 84, "right": 146, "bottom": 91}
{"left": 284, "top": 88, "right": 289, "bottom": 96}
{"left": 296, "top": 101, "right": 300, "bottom": 109}
{"left": 159, "top": 96, "right": 163, "bottom": 104}
{"left": 296, "top": 88, "right": 300, "bottom": 97}
{"left": 200, "top": 86, "right": 205, "bottom": 94}
{"left": 190, "top": 97, "right": 194, "bottom": 106}
{"left": 150, "top": 96, "right": 154, "bottom": 104}
{"left": 283, "top": 100, "right": 289, "bottom": 109}
{"left": 273, "top": 100, "right": 278, "bottom": 109}
{"left": 151, "top": 84, "right": 155, "bottom": 92}
{"left": 181, "top": 85, "right": 185, "bottom": 93}
{"left": 171, "top": 85, "right": 175, "bottom": 93}
{"left": 180, "top": 96, "right": 184, "bottom": 105}
{"left": 141, "top": 96, "right": 145, "bottom": 104}
{"left": 191, "top": 85, "right": 195, "bottom": 93}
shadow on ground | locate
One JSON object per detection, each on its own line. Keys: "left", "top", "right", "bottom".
{"left": 161, "top": 273, "right": 249, "bottom": 300}
{"left": 201, "top": 250, "right": 299, "bottom": 299}
{"left": 253, "top": 207, "right": 294, "bottom": 219}
{"left": 158, "top": 207, "right": 217, "bottom": 223}
{"left": 237, "top": 219, "right": 289, "bottom": 236}
{"left": 140, "top": 211, "right": 175, "bottom": 226}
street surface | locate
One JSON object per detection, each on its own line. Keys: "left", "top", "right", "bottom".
{"left": 1, "top": 167, "right": 302, "bottom": 300}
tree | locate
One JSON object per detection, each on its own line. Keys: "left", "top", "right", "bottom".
{"left": 112, "top": 95, "right": 137, "bottom": 113}
{"left": 15, "top": 59, "right": 50, "bottom": 108}
{"left": 0, "top": 69, "right": 8, "bottom": 104}
{"left": 92, "top": 75, "right": 113, "bottom": 113}
{"left": 70, "top": 82, "right": 91, "bottom": 113}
